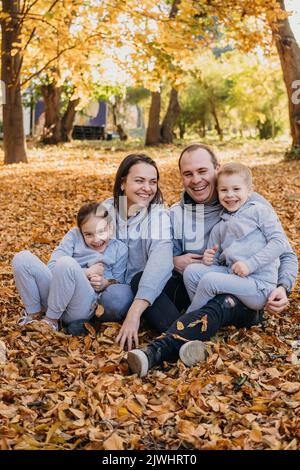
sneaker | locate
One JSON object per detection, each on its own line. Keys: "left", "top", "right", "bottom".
{"left": 127, "top": 349, "right": 150, "bottom": 378}
{"left": 39, "top": 318, "right": 59, "bottom": 332}
{"left": 17, "top": 311, "right": 41, "bottom": 326}
{"left": 179, "top": 340, "right": 207, "bottom": 367}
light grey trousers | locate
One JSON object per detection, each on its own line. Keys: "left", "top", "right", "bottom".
{"left": 183, "top": 263, "right": 270, "bottom": 312}
{"left": 12, "top": 251, "right": 134, "bottom": 324}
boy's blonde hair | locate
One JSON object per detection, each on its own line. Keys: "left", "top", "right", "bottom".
{"left": 218, "top": 162, "right": 252, "bottom": 188}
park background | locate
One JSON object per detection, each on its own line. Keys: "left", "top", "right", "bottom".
{"left": 0, "top": 0, "right": 300, "bottom": 450}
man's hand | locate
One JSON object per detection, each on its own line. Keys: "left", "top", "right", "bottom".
{"left": 232, "top": 261, "right": 250, "bottom": 277}
{"left": 86, "top": 262, "right": 104, "bottom": 279}
{"left": 173, "top": 253, "right": 203, "bottom": 274}
{"left": 265, "top": 286, "right": 289, "bottom": 314}
{"left": 202, "top": 245, "right": 219, "bottom": 266}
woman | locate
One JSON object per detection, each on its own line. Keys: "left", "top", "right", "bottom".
{"left": 96, "top": 153, "right": 182, "bottom": 350}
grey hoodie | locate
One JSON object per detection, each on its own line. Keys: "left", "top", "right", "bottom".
{"left": 170, "top": 191, "right": 298, "bottom": 292}
{"left": 102, "top": 198, "right": 173, "bottom": 305}
{"left": 207, "top": 199, "right": 292, "bottom": 290}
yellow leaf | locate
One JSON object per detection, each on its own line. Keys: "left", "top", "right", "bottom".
{"left": 176, "top": 321, "right": 185, "bottom": 331}
{"left": 125, "top": 400, "right": 143, "bottom": 417}
{"left": 250, "top": 428, "right": 262, "bottom": 443}
{"left": 95, "top": 304, "right": 105, "bottom": 318}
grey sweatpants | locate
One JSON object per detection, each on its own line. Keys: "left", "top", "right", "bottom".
{"left": 183, "top": 263, "right": 270, "bottom": 312}
{"left": 12, "top": 251, "right": 133, "bottom": 324}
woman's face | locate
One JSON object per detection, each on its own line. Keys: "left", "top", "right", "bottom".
{"left": 121, "top": 163, "right": 158, "bottom": 211}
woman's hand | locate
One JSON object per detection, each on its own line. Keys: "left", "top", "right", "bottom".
{"left": 116, "top": 311, "right": 141, "bottom": 351}
{"left": 116, "top": 299, "right": 149, "bottom": 351}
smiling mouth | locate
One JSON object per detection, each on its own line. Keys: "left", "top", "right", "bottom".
{"left": 92, "top": 240, "right": 106, "bottom": 248}
{"left": 191, "top": 184, "right": 208, "bottom": 192}
{"left": 136, "top": 193, "right": 152, "bottom": 199}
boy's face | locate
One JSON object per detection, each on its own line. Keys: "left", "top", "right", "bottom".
{"left": 218, "top": 174, "right": 251, "bottom": 213}
{"left": 81, "top": 215, "right": 110, "bottom": 252}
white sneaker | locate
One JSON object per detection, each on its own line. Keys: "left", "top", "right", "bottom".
{"left": 17, "top": 311, "right": 40, "bottom": 326}
{"left": 179, "top": 340, "right": 207, "bottom": 367}
{"left": 127, "top": 349, "right": 149, "bottom": 378}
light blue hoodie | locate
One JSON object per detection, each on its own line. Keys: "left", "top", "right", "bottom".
{"left": 48, "top": 227, "right": 128, "bottom": 283}
{"left": 207, "top": 199, "right": 292, "bottom": 290}
{"left": 170, "top": 191, "right": 298, "bottom": 292}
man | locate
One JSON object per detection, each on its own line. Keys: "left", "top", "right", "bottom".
{"left": 171, "top": 143, "right": 297, "bottom": 314}
{"left": 127, "top": 143, "right": 298, "bottom": 376}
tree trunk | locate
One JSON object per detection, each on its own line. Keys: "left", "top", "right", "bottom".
{"left": 160, "top": 88, "right": 181, "bottom": 143}
{"left": 61, "top": 98, "right": 80, "bottom": 142}
{"left": 209, "top": 99, "right": 223, "bottom": 141}
{"left": 145, "top": 91, "right": 161, "bottom": 146}
{"left": 178, "top": 120, "right": 185, "bottom": 139}
{"left": 40, "top": 83, "right": 62, "bottom": 144}
{"left": 111, "top": 97, "right": 128, "bottom": 141}
{"left": 273, "top": 0, "right": 300, "bottom": 148}
{"left": 1, "top": 0, "right": 27, "bottom": 164}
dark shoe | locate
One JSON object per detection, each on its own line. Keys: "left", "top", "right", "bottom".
{"left": 127, "top": 345, "right": 163, "bottom": 378}
{"left": 179, "top": 340, "right": 207, "bottom": 367}
{"left": 64, "top": 318, "right": 95, "bottom": 336}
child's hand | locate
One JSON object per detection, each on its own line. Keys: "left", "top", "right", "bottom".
{"left": 232, "top": 261, "right": 249, "bottom": 277}
{"left": 86, "top": 262, "right": 104, "bottom": 279}
{"left": 202, "top": 245, "right": 219, "bottom": 265}
{"left": 89, "top": 274, "right": 108, "bottom": 292}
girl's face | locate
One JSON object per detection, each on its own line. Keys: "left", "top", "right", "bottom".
{"left": 81, "top": 215, "right": 110, "bottom": 252}
{"left": 121, "top": 163, "right": 158, "bottom": 212}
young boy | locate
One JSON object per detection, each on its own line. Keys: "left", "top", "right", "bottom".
{"left": 183, "top": 162, "right": 291, "bottom": 312}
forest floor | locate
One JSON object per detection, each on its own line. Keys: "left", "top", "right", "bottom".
{"left": 0, "top": 139, "right": 299, "bottom": 450}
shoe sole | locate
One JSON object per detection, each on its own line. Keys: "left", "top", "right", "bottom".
{"left": 179, "top": 341, "right": 207, "bottom": 367}
{"left": 127, "top": 350, "right": 149, "bottom": 378}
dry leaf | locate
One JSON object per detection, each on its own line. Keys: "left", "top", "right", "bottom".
{"left": 95, "top": 304, "right": 105, "bottom": 318}
{"left": 103, "top": 432, "right": 124, "bottom": 450}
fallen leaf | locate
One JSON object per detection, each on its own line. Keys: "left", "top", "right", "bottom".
{"left": 103, "top": 432, "right": 124, "bottom": 450}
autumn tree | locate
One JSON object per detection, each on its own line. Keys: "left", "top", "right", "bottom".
{"left": 271, "top": 0, "right": 300, "bottom": 156}
{"left": 1, "top": 1, "right": 28, "bottom": 163}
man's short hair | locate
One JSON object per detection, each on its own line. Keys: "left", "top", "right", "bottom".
{"left": 178, "top": 143, "right": 219, "bottom": 169}
{"left": 218, "top": 162, "right": 252, "bottom": 188}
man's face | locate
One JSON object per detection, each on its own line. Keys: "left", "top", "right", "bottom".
{"left": 180, "top": 149, "right": 219, "bottom": 204}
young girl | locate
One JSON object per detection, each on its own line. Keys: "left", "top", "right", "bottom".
{"left": 12, "top": 202, "right": 128, "bottom": 331}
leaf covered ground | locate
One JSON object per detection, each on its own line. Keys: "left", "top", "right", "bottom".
{"left": 0, "top": 140, "right": 299, "bottom": 450}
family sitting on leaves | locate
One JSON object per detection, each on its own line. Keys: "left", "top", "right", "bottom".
{"left": 12, "top": 143, "right": 298, "bottom": 377}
